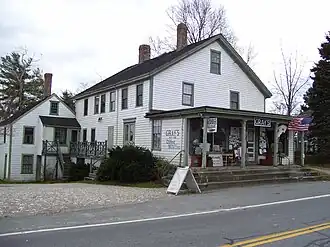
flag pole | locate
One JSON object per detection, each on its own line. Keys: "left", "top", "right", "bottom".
{"left": 300, "top": 131, "right": 305, "bottom": 166}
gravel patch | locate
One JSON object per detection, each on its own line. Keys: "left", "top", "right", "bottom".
{"left": 0, "top": 183, "right": 167, "bottom": 217}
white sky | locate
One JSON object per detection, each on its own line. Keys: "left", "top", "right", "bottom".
{"left": 0, "top": 0, "right": 329, "bottom": 102}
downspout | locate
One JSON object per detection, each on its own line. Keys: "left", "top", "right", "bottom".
{"left": 115, "top": 86, "right": 119, "bottom": 145}
{"left": 180, "top": 113, "right": 184, "bottom": 166}
{"left": 7, "top": 124, "right": 13, "bottom": 180}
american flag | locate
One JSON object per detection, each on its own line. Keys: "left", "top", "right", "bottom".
{"left": 287, "top": 117, "right": 313, "bottom": 131}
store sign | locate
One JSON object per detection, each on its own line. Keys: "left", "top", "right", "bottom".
{"left": 254, "top": 118, "right": 271, "bottom": 128}
{"left": 207, "top": 118, "right": 217, "bottom": 133}
{"left": 165, "top": 129, "right": 180, "bottom": 150}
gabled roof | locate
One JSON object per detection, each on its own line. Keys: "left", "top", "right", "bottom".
{"left": 0, "top": 94, "right": 75, "bottom": 126}
{"left": 74, "top": 35, "right": 272, "bottom": 100}
{"left": 39, "top": 116, "right": 81, "bottom": 128}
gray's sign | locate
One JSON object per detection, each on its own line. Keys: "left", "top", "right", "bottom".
{"left": 165, "top": 129, "right": 180, "bottom": 150}
{"left": 254, "top": 118, "right": 271, "bottom": 128}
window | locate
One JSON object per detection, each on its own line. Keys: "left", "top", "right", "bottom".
{"left": 230, "top": 91, "right": 240, "bottom": 110}
{"left": 210, "top": 50, "right": 221, "bottom": 74}
{"left": 54, "top": 128, "right": 67, "bottom": 145}
{"left": 123, "top": 122, "right": 135, "bottom": 145}
{"left": 50, "top": 101, "right": 59, "bottom": 115}
{"left": 23, "top": 127, "right": 34, "bottom": 144}
{"left": 110, "top": 91, "right": 116, "bottom": 112}
{"left": 82, "top": 129, "right": 87, "bottom": 141}
{"left": 136, "top": 84, "right": 143, "bottom": 107}
{"left": 182, "top": 82, "right": 194, "bottom": 106}
{"left": 152, "top": 120, "right": 162, "bottom": 150}
{"left": 121, "top": 88, "right": 128, "bottom": 109}
{"left": 84, "top": 99, "right": 88, "bottom": 116}
{"left": 3, "top": 127, "right": 6, "bottom": 144}
{"left": 100, "top": 94, "right": 106, "bottom": 113}
{"left": 91, "top": 128, "right": 96, "bottom": 142}
{"left": 21, "top": 154, "right": 33, "bottom": 174}
{"left": 94, "top": 96, "right": 100, "bottom": 114}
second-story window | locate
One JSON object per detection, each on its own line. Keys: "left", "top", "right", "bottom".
{"left": 136, "top": 84, "right": 143, "bottom": 107}
{"left": 84, "top": 99, "right": 88, "bottom": 116}
{"left": 100, "top": 94, "right": 106, "bottom": 113}
{"left": 23, "top": 127, "right": 34, "bottom": 144}
{"left": 50, "top": 101, "right": 59, "bottom": 115}
{"left": 94, "top": 96, "right": 100, "bottom": 114}
{"left": 230, "top": 91, "right": 240, "bottom": 110}
{"left": 122, "top": 88, "right": 128, "bottom": 110}
{"left": 182, "top": 82, "right": 194, "bottom": 106}
{"left": 210, "top": 50, "right": 221, "bottom": 75}
{"left": 110, "top": 91, "right": 116, "bottom": 112}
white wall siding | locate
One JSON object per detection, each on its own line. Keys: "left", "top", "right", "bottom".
{"left": 153, "top": 118, "right": 185, "bottom": 166}
{"left": 76, "top": 80, "right": 152, "bottom": 149}
{"left": 153, "top": 42, "right": 265, "bottom": 112}
{"left": 9, "top": 95, "right": 75, "bottom": 181}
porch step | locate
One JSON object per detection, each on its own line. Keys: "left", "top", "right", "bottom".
{"left": 194, "top": 171, "right": 320, "bottom": 183}
{"left": 192, "top": 167, "right": 330, "bottom": 191}
{"left": 198, "top": 175, "right": 327, "bottom": 190}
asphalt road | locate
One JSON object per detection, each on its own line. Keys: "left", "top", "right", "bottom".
{"left": 1, "top": 182, "right": 330, "bottom": 247}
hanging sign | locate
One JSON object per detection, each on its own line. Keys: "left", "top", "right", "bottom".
{"left": 254, "top": 118, "right": 271, "bottom": 128}
{"left": 207, "top": 118, "right": 218, "bottom": 133}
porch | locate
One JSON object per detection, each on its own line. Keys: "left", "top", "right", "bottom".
{"left": 146, "top": 106, "right": 294, "bottom": 169}
{"left": 42, "top": 140, "right": 108, "bottom": 158}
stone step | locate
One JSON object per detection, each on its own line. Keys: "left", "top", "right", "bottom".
{"left": 198, "top": 176, "right": 326, "bottom": 190}
{"left": 195, "top": 172, "right": 317, "bottom": 183}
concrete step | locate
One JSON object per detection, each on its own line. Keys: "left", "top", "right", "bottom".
{"left": 198, "top": 175, "right": 326, "bottom": 190}
{"left": 194, "top": 169, "right": 320, "bottom": 183}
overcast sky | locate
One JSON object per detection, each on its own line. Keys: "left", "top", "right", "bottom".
{"left": 1, "top": 0, "right": 329, "bottom": 101}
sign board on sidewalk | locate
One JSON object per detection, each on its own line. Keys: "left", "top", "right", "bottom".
{"left": 207, "top": 118, "right": 218, "bottom": 133}
{"left": 167, "top": 167, "right": 201, "bottom": 195}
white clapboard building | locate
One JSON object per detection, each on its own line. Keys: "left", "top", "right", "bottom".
{"left": 0, "top": 23, "right": 294, "bottom": 181}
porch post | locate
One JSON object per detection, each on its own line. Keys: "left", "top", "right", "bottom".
{"left": 273, "top": 122, "right": 278, "bottom": 166}
{"left": 300, "top": 131, "right": 305, "bottom": 166}
{"left": 241, "top": 120, "right": 247, "bottom": 168}
{"left": 184, "top": 118, "right": 189, "bottom": 167}
{"left": 202, "top": 117, "right": 208, "bottom": 168}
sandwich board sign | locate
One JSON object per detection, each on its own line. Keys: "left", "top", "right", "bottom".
{"left": 166, "top": 167, "right": 201, "bottom": 195}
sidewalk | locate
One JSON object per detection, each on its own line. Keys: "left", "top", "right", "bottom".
{"left": 1, "top": 181, "right": 330, "bottom": 234}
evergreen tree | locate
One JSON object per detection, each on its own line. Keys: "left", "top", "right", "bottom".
{"left": 0, "top": 51, "right": 44, "bottom": 120}
{"left": 61, "top": 90, "right": 75, "bottom": 111}
{"left": 306, "top": 32, "right": 330, "bottom": 161}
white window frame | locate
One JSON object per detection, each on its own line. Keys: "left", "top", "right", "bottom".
{"left": 123, "top": 121, "right": 135, "bottom": 145}
{"left": 182, "top": 82, "right": 194, "bottom": 106}
{"left": 152, "top": 120, "right": 162, "bottom": 150}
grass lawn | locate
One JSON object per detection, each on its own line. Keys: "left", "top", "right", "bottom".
{"left": 80, "top": 180, "right": 165, "bottom": 188}
{"left": 0, "top": 179, "right": 164, "bottom": 188}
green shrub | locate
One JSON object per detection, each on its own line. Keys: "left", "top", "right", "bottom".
{"left": 96, "top": 145, "right": 155, "bottom": 183}
{"left": 68, "top": 162, "right": 89, "bottom": 181}
{"left": 154, "top": 157, "right": 176, "bottom": 180}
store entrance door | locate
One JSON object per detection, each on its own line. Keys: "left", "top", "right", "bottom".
{"left": 247, "top": 127, "right": 255, "bottom": 162}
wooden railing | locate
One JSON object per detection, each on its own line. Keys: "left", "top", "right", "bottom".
{"left": 42, "top": 141, "right": 59, "bottom": 155}
{"left": 69, "top": 141, "right": 107, "bottom": 158}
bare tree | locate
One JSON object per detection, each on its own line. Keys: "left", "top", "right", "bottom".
{"left": 149, "top": 0, "right": 256, "bottom": 64}
{"left": 271, "top": 48, "right": 310, "bottom": 116}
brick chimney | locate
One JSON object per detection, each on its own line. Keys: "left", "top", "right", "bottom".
{"left": 43, "top": 73, "right": 53, "bottom": 97}
{"left": 139, "top": 44, "right": 151, "bottom": 64}
{"left": 177, "top": 23, "right": 187, "bottom": 50}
